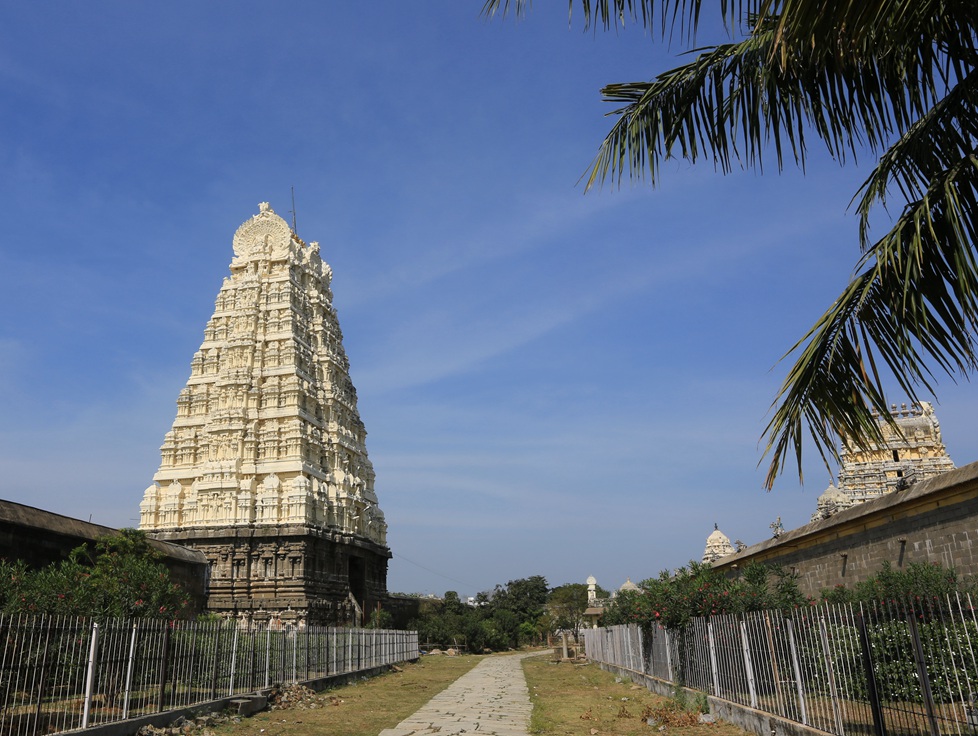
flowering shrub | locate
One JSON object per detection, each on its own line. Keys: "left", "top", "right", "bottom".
{"left": 601, "top": 561, "right": 808, "bottom": 630}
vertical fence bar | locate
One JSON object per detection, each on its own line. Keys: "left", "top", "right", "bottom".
{"left": 855, "top": 607, "right": 886, "bottom": 736}
{"left": 664, "top": 627, "right": 674, "bottom": 683}
{"left": 291, "top": 629, "right": 297, "bottom": 684}
{"left": 228, "top": 625, "right": 239, "bottom": 696}
{"left": 30, "top": 615, "right": 52, "bottom": 736}
{"left": 264, "top": 623, "right": 272, "bottom": 688}
{"left": 122, "top": 621, "right": 139, "bottom": 720}
{"left": 907, "top": 610, "right": 941, "bottom": 736}
{"left": 81, "top": 622, "right": 100, "bottom": 729}
{"left": 739, "top": 618, "right": 758, "bottom": 708}
{"left": 707, "top": 620, "right": 719, "bottom": 696}
{"left": 819, "top": 616, "right": 846, "bottom": 736}
{"left": 785, "top": 618, "right": 808, "bottom": 726}
{"left": 210, "top": 624, "right": 222, "bottom": 699}
{"left": 158, "top": 623, "right": 173, "bottom": 713}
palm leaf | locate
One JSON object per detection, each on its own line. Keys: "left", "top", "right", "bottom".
{"left": 484, "top": 0, "right": 978, "bottom": 487}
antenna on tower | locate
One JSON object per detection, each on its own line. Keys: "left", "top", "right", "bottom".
{"left": 289, "top": 186, "right": 298, "bottom": 234}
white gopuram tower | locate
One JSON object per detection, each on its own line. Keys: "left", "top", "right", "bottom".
{"left": 812, "top": 402, "right": 956, "bottom": 521}
{"left": 140, "top": 203, "right": 390, "bottom": 626}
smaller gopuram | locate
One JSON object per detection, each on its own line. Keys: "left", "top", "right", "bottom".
{"left": 812, "top": 401, "right": 955, "bottom": 520}
{"left": 702, "top": 524, "right": 734, "bottom": 563}
{"left": 140, "top": 203, "right": 390, "bottom": 627}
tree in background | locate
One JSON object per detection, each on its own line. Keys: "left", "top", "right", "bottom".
{"left": 488, "top": 575, "right": 549, "bottom": 623}
{"left": 409, "top": 575, "right": 551, "bottom": 651}
{"left": 484, "top": 0, "right": 978, "bottom": 489}
{"left": 0, "top": 529, "right": 190, "bottom": 619}
{"left": 546, "top": 582, "right": 610, "bottom": 638}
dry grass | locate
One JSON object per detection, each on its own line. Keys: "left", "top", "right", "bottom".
{"left": 522, "top": 655, "right": 749, "bottom": 736}
{"left": 211, "top": 654, "right": 481, "bottom": 736}
{"left": 209, "top": 652, "right": 751, "bottom": 736}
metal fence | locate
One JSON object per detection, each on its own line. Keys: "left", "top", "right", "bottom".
{"left": 0, "top": 614, "right": 419, "bottom": 736}
{"left": 584, "top": 596, "right": 978, "bottom": 736}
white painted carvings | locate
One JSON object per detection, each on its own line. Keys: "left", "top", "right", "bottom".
{"left": 140, "top": 204, "right": 387, "bottom": 546}
{"left": 812, "top": 401, "right": 955, "bottom": 521}
{"left": 702, "top": 524, "right": 735, "bottom": 564}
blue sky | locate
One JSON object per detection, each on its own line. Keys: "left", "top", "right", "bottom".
{"left": 2, "top": 3, "right": 974, "bottom": 599}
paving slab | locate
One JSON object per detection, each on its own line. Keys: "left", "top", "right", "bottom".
{"left": 379, "top": 651, "right": 543, "bottom": 736}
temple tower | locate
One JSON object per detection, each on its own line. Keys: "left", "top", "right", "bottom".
{"left": 139, "top": 203, "right": 390, "bottom": 627}
{"left": 702, "top": 524, "right": 734, "bottom": 564}
{"left": 813, "top": 401, "right": 955, "bottom": 520}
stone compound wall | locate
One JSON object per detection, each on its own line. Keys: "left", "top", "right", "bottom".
{"left": 0, "top": 499, "right": 209, "bottom": 609}
{"left": 712, "top": 461, "right": 978, "bottom": 597}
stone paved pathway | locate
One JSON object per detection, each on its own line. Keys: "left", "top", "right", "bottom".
{"left": 378, "top": 651, "right": 542, "bottom": 736}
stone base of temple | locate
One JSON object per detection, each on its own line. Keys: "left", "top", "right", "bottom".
{"left": 147, "top": 523, "right": 390, "bottom": 627}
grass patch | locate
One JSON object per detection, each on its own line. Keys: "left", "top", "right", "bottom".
{"left": 522, "top": 656, "right": 748, "bottom": 736}
{"left": 212, "top": 654, "right": 481, "bottom": 736}
{"left": 209, "top": 652, "right": 749, "bottom": 736}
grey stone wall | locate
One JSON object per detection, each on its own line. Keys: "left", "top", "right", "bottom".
{"left": 0, "top": 499, "right": 209, "bottom": 609}
{"left": 712, "top": 461, "right": 978, "bottom": 597}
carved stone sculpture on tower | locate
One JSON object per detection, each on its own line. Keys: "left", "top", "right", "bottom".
{"left": 139, "top": 204, "right": 390, "bottom": 627}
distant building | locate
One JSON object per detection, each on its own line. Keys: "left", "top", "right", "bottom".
{"left": 813, "top": 402, "right": 955, "bottom": 521}
{"left": 618, "top": 578, "right": 640, "bottom": 594}
{"left": 139, "top": 203, "right": 390, "bottom": 627}
{"left": 583, "top": 575, "right": 603, "bottom": 628}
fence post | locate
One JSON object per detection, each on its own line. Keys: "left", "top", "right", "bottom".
{"left": 210, "top": 625, "right": 222, "bottom": 699}
{"left": 228, "top": 626, "right": 239, "bottom": 696}
{"left": 122, "top": 622, "right": 139, "bottom": 720}
{"left": 158, "top": 623, "right": 172, "bottom": 713}
{"left": 785, "top": 618, "right": 807, "bottom": 726}
{"left": 906, "top": 612, "right": 940, "bottom": 736}
{"left": 291, "top": 629, "right": 297, "bottom": 684}
{"left": 30, "top": 616, "right": 53, "bottom": 736}
{"left": 664, "top": 627, "right": 674, "bottom": 683}
{"left": 855, "top": 609, "right": 886, "bottom": 736}
{"left": 818, "top": 617, "right": 845, "bottom": 736}
{"left": 264, "top": 623, "right": 272, "bottom": 688}
{"left": 739, "top": 619, "right": 758, "bottom": 709}
{"left": 763, "top": 613, "right": 786, "bottom": 715}
{"left": 81, "top": 622, "right": 100, "bottom": 728}
{"left": 707, "top": 620, "right": 720, "bottom": 696}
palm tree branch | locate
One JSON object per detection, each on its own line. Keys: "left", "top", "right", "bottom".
{"left": 583, "top": 22, "right": 948, "bottom": 192}
{"left": 854, "top": 66, "right": 978, "bottom": 249}
{"left": 763, "top": 151, "right": 978, "bottom": 488}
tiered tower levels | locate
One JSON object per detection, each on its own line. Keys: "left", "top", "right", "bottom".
{"left": 813, "top": 402, "right": 955, "bottom": 520}
{"left": 139, "top": 203, "right": 389, "bottom": 626}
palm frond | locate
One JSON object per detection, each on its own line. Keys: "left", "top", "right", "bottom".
{"left": 763, "top": 146, "right": 978, "bottom": 487}
{"left": 583, "top": 16, "right": 953, "bottom": 191}
{"left": 481, "top": 0, "right": 740, "bottom": 38}
{"left": 484, "top": 0, "right": 978, "bottom": 488}
{"left": 854, "top": 68, "right": 978, "bottom": 248}
{"left": 757, "top": 1, "right": 978, "bottom": 67}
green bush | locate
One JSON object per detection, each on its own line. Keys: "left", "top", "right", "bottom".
{"left": 0, "top": 529, "right": 190, "bottom": 620}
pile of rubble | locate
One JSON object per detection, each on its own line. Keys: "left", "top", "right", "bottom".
{"left": 268, "top": 684, "right": 341, "bottom": 710}
{"left": 134, "top": 681, "right": 353, "bottom": 736}
{"left": 137, "top": 712, "right": 239, "bottom": 736}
